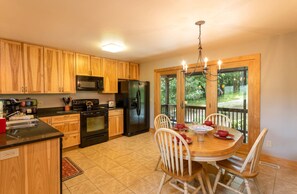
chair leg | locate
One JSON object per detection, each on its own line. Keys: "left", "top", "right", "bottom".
{"left": 157, "top": 173, "right": 167, "bottom": 194}
{"left": 183, "top": 181, "right": 188, "bottom": 194}
{"left": 213, "top": 167, "right": 222, "bottom": 193}
{"left": 244, "top": 179, "right": 251, "bottom": 194}
{"left": 197, "top": 173, "right": 207, "bottom": 194}
{"left": 155, "top": 156, "right": 161, "bottom": 171}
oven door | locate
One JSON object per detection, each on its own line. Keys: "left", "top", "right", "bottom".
{"left": 80, "top": 110, "right": 108, "bottom": 137}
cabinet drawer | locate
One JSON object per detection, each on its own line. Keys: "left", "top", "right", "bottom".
{"left": 109, "top": 109, "right": 123, "bottom": 116}
{"left": 51, "top": 114, "right": 80, "bottom": 123}
{"left": 63, "top": 133, "right": 80, "bottom": 148}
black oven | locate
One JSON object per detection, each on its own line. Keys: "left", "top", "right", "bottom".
{"left": 80, "top": 109, "right": 108, "bottom": 148}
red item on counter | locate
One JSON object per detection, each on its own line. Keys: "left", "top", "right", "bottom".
{"left": 0, "top": 118, "right": 6, "bottom": 134}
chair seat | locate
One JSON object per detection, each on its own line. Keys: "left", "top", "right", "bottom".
{"left": 161, "top": 160, "right": 203, "bottom": 182}
{"left": 216, "top": 156, "right": 259, "bottom": 178}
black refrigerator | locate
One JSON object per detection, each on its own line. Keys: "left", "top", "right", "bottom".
{"left": 115, "top": 80, "right": 150, "bottom": 136}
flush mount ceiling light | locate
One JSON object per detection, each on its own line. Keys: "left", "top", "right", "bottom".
{"left": 101, "top": 43, "right": 124, "bottom": 53}
{"left": 181, "top": 20, "right": 222, "bottom": 81}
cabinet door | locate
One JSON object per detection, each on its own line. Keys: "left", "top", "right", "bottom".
{"left": 44, "top": 47, "right": 61, "bottom": 93}
{"left": 0, "top": 40, "right": 24, "bottom": 94}
{"left": 129, "top": 62, "right": 139, "bottom": 80}
{"left": 90, "top": 56, "right": 104, "bottom": 76}
{"left": 102, "top": 58, "right": 118, "bottom": 93}
{"left": 117, "top": 61, "right": 129, "bottom": 79}
{"left": 23, "top": 44, "right": 44, "bottom": 93}
{"left": 76, "top": 53, "right": 90, "bottom": 75}
{"left": 62, "top": 51, "right": 76, "bottom": 93}
{"left": 26, "top": 139, "right": 60, "bottom": 194}
{"left": 116, "top": 114, "right": 124, "bottom": 135}
{"left": 108, "top": 116, "right": 117, "bottom": 137}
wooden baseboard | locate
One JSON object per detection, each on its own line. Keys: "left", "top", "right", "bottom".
{"left": 260, "top": 154, "right": 297, "bottom": 170}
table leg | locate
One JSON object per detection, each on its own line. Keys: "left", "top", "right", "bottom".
{"left": 201, "top": 163, "right": 214, "bottom": 194}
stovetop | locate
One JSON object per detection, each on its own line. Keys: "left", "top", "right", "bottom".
{"left": 72, "top": 99, "right": 106, "bottom": 112}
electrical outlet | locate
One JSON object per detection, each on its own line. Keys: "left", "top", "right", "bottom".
{"left": 266, "top": 140, "right": 272, "bottom": 147}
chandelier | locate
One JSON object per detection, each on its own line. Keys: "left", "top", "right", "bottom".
{"left": 181, "top": 20, "right": 222, "bottom": 81}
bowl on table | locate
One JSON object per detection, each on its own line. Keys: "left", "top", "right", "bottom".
{"left": 189, "top": 125, "right": 214, "bottom": 142}
{"left": 217, "top": 130, "right": 229, "bottom": 137}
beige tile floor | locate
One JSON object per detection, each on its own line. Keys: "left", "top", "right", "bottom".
{"left": 63, "top": 132, "right": 297, "bottom": 194}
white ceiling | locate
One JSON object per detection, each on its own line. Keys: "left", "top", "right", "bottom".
{"left": 1, "top": 0, "right": 297, "bottom": 63}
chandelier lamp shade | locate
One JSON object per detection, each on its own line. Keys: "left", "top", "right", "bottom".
{"left": 182, "top": 20, "right": 222, "bottom": 81}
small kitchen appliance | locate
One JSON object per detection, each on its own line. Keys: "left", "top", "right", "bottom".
{"left": 76, "top": 75, "right": 104, "bottom": 91}
{"left": 107, "top": 100, "right": 115, "bottom": 108}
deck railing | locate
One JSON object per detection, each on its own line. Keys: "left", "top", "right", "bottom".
{"left": 161, "top": 104, "right": 248, "bottom": 142}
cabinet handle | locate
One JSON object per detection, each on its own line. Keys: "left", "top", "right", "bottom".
{"left": 21, "top": 86, "right": 24, "bottom": 92}
{"left": 25, "top": 87, "right": 28, "bottom": 92}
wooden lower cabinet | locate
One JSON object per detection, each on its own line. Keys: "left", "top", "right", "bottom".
{"left": 40, "top": 114, "right": 80, "bottom": 148}
{"left": 0, "top": 138, "right": 60, "bottom": 194}
{"left": 109, "top": 109, "right": 124, "bottom": 137}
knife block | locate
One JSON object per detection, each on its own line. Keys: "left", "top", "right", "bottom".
{"left": 64, "top": 105, "right": 70, "bottom": 111}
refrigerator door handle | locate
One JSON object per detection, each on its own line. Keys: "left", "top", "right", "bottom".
{"left": 136, "top": 90, "right": 141, "bottom": 115}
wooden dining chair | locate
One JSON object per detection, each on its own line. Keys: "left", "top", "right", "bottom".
{"left": 154, "top": 114, "right": 173, "bottom": 129}
{"left": 154, "top": 114, "right": 173, "bottom": 170}
{"left": 204, "top": 113, "right": 231, "bottom": 127}
{"left": 154, "top": 128, "right": 206, "bottom": 194}
{"left": 213, "top": 128, "right": 268, "bottom": 194}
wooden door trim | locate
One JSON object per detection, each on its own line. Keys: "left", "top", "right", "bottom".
{"left": 154, "top": 53, "right": 261, "bottom": 153}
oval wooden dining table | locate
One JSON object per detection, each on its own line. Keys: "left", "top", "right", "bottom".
{"left": 184, "top": 127, "right": 243, "bottom": 194}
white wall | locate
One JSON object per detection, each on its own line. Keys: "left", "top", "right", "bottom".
{"left": 140, "top": 32, "right": 297, "bottom": 161}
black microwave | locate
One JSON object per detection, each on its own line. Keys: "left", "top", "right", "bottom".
{"left": 76, "top": 75, "right": 104, "bottom": 91}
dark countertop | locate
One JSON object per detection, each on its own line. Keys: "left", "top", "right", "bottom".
{"left": 0, "top": 120, "right": 64, "bottom": 149}
{"left": 37, "top": 107, "right": 80, "bottom": 117}
{"left": 37, "top": 106, "right": 123, "bottom": 117}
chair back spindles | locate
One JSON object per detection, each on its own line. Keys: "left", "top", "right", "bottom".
{"left": 204, "top": 113, "right": 231, "bottom": 127}
{"left": 240, "top": 128, "right": 268, "bottom": 174}
{"left": 154, "top": 114, "right": 172, "bottom": 129}
{"left": 155, "top": 128, "right": 192, "bottom": 177}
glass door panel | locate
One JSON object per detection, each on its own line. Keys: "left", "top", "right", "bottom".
{"left": 184, "top": 72, "right": 206, "bottom": 123}
{"left": 160, "top": 74, "right": 177, "bottom": 124}
{"left": 218, "top": 67, "right": 248, "bottom": 143}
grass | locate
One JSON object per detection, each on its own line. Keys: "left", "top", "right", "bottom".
{"left": 187, "top": 92, "right": 246, "bottom": 106}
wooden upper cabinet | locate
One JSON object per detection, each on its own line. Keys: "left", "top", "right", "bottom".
{"left": 129, "top": 62, "right": 139, "bottom": 80}
{"left": 0, "top": 39, "right": 24, "bottom": 94}
{"left": 90, "top": 56, "right": 104, "bottom": 77}
{"left": 23, "top": 44, "right": 44, "bottom": 93}
{"left": 117, "top": 61, "right": 129, "bottom": 79}
{"left": 44, "top": 47, "right": 61, "bottom": 93}
{"left": 62, "top": 51, "right": 76, "bottom": 93}
{"left": 76, "top": 53, "right": 90, "bottom": 75}
{"left": 102, "top": 58, "right": 118, "bottom": 93}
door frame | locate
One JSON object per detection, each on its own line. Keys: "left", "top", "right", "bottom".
{"left": 154, "top": 54, "right": 260, "bottom": 153}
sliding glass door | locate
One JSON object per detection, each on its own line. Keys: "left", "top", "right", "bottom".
{"left": 184, "top": 72, "right": 206, "bottom": 123}
{"left": 154, "top": 54, "right": 260, "bottom": 152}
{"left": 218, "top": 67, "right": 248, "bottom": 143}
